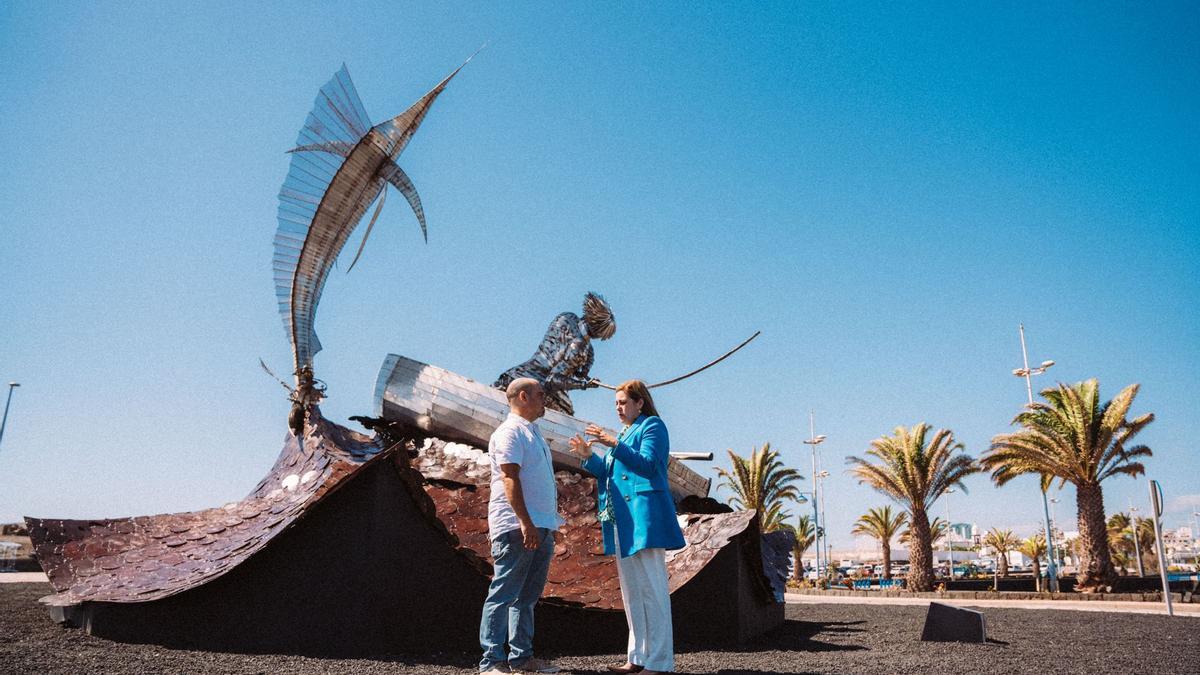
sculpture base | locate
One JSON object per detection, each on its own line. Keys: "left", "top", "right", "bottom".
{"left": 52, "top": 455, "right": 783, "bottom": 656}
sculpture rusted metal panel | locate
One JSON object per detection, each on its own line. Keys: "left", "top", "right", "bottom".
{"left": 28, "top": 413, "right": 787, "bottom": 653}
{"left": 415, "top": 436, "right": 764, "bottom": 610}
{"left": 28, "top": 415, "right": 384, "bottom": 607}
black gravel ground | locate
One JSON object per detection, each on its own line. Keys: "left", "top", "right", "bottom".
{"left": 2, "top": 583, "right": 1196, "bottom": 674}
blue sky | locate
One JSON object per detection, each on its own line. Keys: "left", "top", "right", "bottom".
{"left": 2, "top": 2, "right": 1198, "bottom": 547}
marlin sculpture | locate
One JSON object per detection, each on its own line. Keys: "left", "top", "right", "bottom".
{"left": 272, "top": 56, "right": 474, "bottom": 434}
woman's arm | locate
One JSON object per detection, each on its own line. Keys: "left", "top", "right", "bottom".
{"left": 608, "top": 417, "right": 669, "bottom": 479}
{"left": 573, "top": 435, "right": 608, "bottom": 478}
{"left": 581, "top": 451, "right": 607, "bottom": 478}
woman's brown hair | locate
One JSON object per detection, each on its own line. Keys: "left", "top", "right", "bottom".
{"left": 617, "top": 379, "right": 660, "bottom": 419}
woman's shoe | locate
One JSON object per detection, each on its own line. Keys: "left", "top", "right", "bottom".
{"left": 605, "top": 664, "right": 643, "bottom": 674}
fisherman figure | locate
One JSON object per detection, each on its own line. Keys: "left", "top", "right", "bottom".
{"left": 495, "top": 292, "right": 616, "bottom": 416}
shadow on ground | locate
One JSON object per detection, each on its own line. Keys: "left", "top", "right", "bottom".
{"left": 679, "top": 619, "right": 868, "bottom": 655}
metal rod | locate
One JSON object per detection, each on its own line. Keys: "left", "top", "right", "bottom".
{"left": 1149, "top": 480, "right": 1173, "bottom": 616}
{"left": 0, "top": 382, "right": 20, "bottom": 454}
{"left": 592, "top": 331, "right": 761, "bottom": 390}
{"left": 945, "top": 491, "right": 954, "bottom": 580}
{"left": 810, "top": 411, "right": 821, "bottom": 579}
{"left": 669, "top": 452, "right": 713, "bottom": 461}
{"left": 1130, "top": 502, "right": 1145, "bottom": 577}
{"left": 1017, "top": 324, "right": 1060, "bottom": 593}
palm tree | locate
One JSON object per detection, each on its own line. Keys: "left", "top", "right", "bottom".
{"left": 760, "top": 500, "right": 793, "bottom": 533}
{"left": 982, "top": 379, "right": 1153, "bottom": 591}
{"left": 982, "top": 529, "right": 1019, "bottom": 577}
{"left": 1018, "top": 535, "right": 1047, "bottom": 591}
{"left": 901, "top": 516, "right": 947, "bottom": 547}
{"left": 847, "top": 423, "right": 978, "bottom": 592}
{"left": 786, "top": 515, "right": 816, "bottom": 582}
{"left": 1107, "top": 512, "right": 1134, "bottom": 575}
{"left": 851, "top": 506, "right": 907, "bottom": 580}
{"left": 1107, "top": 512, "right": 1157, "bottom": 575}
{"left": 715, "top": 443, "right": 804, "bottom": 533}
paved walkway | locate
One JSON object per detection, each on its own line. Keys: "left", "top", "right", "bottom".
{"left": 786, "top": 591, "right": 1200, "bottom": 617}
{"left": 6, "top": 573, "right": 1196, "bottom": 617}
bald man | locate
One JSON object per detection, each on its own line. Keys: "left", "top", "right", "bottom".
{"left": 478, "top": 378, "right": 563, "bottom": 674}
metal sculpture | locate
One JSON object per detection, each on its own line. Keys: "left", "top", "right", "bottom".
{"left": 28, "top": 420, "right": 786, "bottom": 653}
{"left": 493, "top": 292, "right": 615, "bottom": 415}
{"left": 273, "top": 57, "right": 473, "bottom": 432}
{"left": 26, "top": 56, "right": 789, "bottom": 655}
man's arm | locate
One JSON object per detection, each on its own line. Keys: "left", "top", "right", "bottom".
{"left": 500, "top": 463, "right": 541, "bottom": 550}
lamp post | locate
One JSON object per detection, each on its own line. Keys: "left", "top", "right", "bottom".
{"left": 943, "top": 488, "right": 955, "bottom": 579}
{"left": 795, "top": 494, "right": 811, "bottom": 577}
{"left": 1129, "top": 503, "right": 1145, "bottom": 577}
{"left": 0, "top": 382, "right": 20, "bottom": 454}
{"left": 816, "top": 470, "right": 831, "bottom": 569}
{"left": 1192, "top": 512, "right": 1200, "bottom": 567}
{"left": 1012, "top": 324, "right": 1059, "bottom": 592}
{"left": 1048, "top": 496, "right": 1062, "bottom": 570}
{"left": 802, "top": 413, "right": 826, "bottom": 578}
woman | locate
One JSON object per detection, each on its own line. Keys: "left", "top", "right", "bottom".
{"left": 568, "top": 380, "right": 686, "bottom": 675}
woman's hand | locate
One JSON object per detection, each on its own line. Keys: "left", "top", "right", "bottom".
{"left": 568, "top": 434, "right": 593, "bottom": 458}
{"left": 585, "top": 424, "right": 616, "bottom": 448}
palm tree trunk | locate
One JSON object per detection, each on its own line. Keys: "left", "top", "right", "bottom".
{"left": 1031, "top": 558, "right": 1041, "bottom": 592}
{"left": 881, "top": 540, "right": 892, "bottom": 581}
{"left": 792, "top": 544, "right": 806, "bottom": 583}
{"left": 907, "top": 509, "right": 934, "bottom": 592}
{"left": 998, "top": 554, "right": 1009, "bottom": 578}
{"left": 1076, "top": 481, "right": 1117, "bottom": 591}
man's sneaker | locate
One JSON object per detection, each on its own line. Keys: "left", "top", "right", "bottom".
{"left": 480, "top": 664, "right": 511, "bottom": 675}
{"left": 510, "top": 657, "right": 561, "bottom": 673}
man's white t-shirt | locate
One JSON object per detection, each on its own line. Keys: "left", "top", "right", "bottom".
{"left": 487, "top": 413, "right": 563, "bottom": 539}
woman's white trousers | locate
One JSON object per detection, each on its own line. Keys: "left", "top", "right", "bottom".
{"left": 614, "top": 528, "right": 674, "bottom": 672}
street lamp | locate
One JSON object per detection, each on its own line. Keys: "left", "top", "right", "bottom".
{"left": 944, "top": 488, "right": 955, "bottom": 579}
{"left": 0, "top": 382, "right": 20, "bottom": 454}
{"left": 1129, "top": 503, "right": 1145, "bottom": 577}
{"left": 1012, "top": 324, "right": 1060, "bottom": 592}
{"left": 1192, "top": 512, "right": 1200, "bottom": 567}
{"left": 816, "top": 470, "right": 831, "bottom": 568}
{"left": 802, "top": 412, "right": 826, "bottom": 577}
{"left": 1048, "top": 497, "right": 1062, "bottom": 569}
{"left": 793, "top": 494, "right": 811, "bottom": 577}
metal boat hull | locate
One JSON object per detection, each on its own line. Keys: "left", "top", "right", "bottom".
{"left": 374, "top": 354, "right": 711, "bottom": 500}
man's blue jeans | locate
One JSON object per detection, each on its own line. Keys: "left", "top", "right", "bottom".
{"left": 479, "top": 527, "right": 555, "bottom": 671}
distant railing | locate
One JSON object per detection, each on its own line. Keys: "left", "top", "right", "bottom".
{"left": 851, "top": 578, "right": 904, "bottom": 590}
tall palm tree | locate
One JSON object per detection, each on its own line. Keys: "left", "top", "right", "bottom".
{"left": 847, "top": 423, "right": 978, "bottom": 592}
{"left": 901, "top": 516, "right": 947, "bottom": 547}
{"left": 715, "top": 443, "right": 804, "bottom": 533}
{"left": 983, "top": 529, "right": 1019, "bottom": 577}
{"left": 851, "top": 506, "right": 907, "bottom": 580}
{"left": 982, "top": 379, "right": 1153, "bottom": 590}
{"left": 786, "top": 514, "right": 816, "bottom": 582}
{"left": 1018, "top": 535, "right": 1047, "bottom": 591}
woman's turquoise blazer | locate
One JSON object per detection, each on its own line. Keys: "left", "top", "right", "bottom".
{"left": 582, "top": 414, "right": 686, "bottom": 558}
